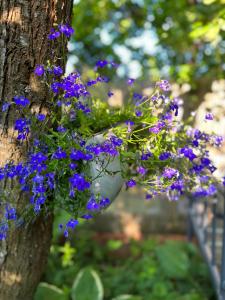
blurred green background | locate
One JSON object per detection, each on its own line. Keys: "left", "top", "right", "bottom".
{"left": 69, "top": 0, "right": 225, "bottom": 114}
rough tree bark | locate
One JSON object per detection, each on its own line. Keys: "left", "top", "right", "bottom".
{"left": 0, "top": 1, "right": 72, "bottom": 299}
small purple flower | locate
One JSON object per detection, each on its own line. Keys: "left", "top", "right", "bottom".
{"left": 125, "top": 120, "right": 135, "bottom": 133}
{"left": 108, "top": 90, "right": 114, "bottom": 97}
{"left": 51, "top": 82, "right": 61, "bottom": 93}
{"left": 2, "top": 102, "right": 10, "bottom": 112}
{"left": 156, "top": 80, "right": 171, "bottom": 92}
{"left": 57, "top": 125, "right": 67, "bottom": 133}
{"left": 34, "top": 65, "right": 45, "bottom": 76}
{"left": 99, "top": 198, "right": 110, "bottom": 208}
{"left": 126, "top": 179, "right": 136, "bottom": 188}
{"left": 162, "top": 167, "right": 179, "bottom": 179}
{"left": 48, "top": 30, "right": 60, "bottom": 40}
{"left": 135, "top": 110, "right": 142, "bottom": 117}
{"left": 159, "top": 152, "right": 171, "bottom": 161}
{"left": 127, "top": 78, "right": 135, "bottom": 86}
{"left": 205, "top": 113, "right": 214, "bottom": 121}
{"left": 222, "top": 177, "right": 225, "bottom": 186}
{"left": 69, "top": 163, "right": 77, "bottom": 170}
{"left": 150, "top": 121, "right": 165, "bottom": 134}
{"left": 141, "top": 151, "right": 152, "bottom": 160}
{"left": 69, "top": 174, "right": 90, "bottom": 191}
{"left": 36, "top": 114, "right": 46, "bottom": 121}
{"left": 70, "top": 149, "right": 85, "bottom": 160}
{"left": 53, "top": 66, "right": 63, "bottom": 76}
{"left": 137, "top": 166, "right": 147, "bottom": 176}
{"left": 5, "top": 206, "right": 17, "bottom": 221}
{"left": 66, "top": 219, "right": 79, "bottom": 229}
{"left": 52, "top": 147, "right": 67, "bottom": 160}
{"left": 145, "top": 194, "right": 153, "bottom": 200}
{"left": 58, "top": 24, "right": 74, "bottom": 38}
{"left": 179, "top": 147, "right": 196, "bottom": 161}
{"left": 14, "top": 96, "right": 30, "bottom": 107}
{"left": 81, "top": 214, "right": 93, "bottom": 220}
{"left": 86, "top": 198, "right": 100, "bottom": 211}
{"left": 87, "top": 80, "right": 97, "bottom": 87}
{"left": 96, "top": 60, "right": 108, "bottom": 68}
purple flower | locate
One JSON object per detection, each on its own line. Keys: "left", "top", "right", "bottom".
{"left": 179, "top": 147, "right": 196, "bottom": 161}
{"left": 127, "top": 78, "right": 135, "bottom": 86}
{"left": 141, "top": 151, "right": 152, "bottom": 160}
{"left": 159, "top": 152, "right": 171, "bottom": 161}
{"left": 69, "top": 163, "right": 78, "bottom": 170}
{"left": 48, "top": 30, "right": 60, "bottom": 40}
{"left": 96, "top": 60, "right": 108, "bottom": 68}
{"left": 81, "top": 214, "right": 93, "bottom": 220}
{"left": 205, "top": 113, "right": 214, "bottom": 121}
{"left": 2, "top": 102, "right": 10, "bottom": 112}
{"left": 70, "top": 149, "right": 86, "bottom": 160}
{"left": 34, "top": 65, "right": 45, "bottom": 76}
{"left": 110, "top": 136, "right": 123, "bottom": 147}
{"left": 97, "top": 76, "right": 110, "bottom": 83}
{"left": 162, "top": 167, "right": 179, "bottom": 179}
{"left": 58, "top": 24, "right": 74, "bottom": 38}
{"left": 14, "top": 96, "right": 30, "bottom": 107}
{"left": 108, "top": 90, "right": 114, "bottom": 97}
{"left": 53, "top": 66, "right": 63, "bottom": 76}
{"left": 87, "top": 80, "right": 97, "bottom": 86}
{"left": 32, "top": 174, "right": 44, "bottom": 184}
{"left": 145, "top": 194, "right": 153, "bottom": 200}
{"left": 86, "top": 197, "right": 100, "bottom": 211}
{"left": 52, "top": 147, "right": 67, "bottom": 160}
{"left": 99, "top": 197, "right": 110, "bottom": 208}
{"left": 150, "top": 121, "right": 165, "bottom": 134}
{"left": 66, "top": 219, "right": 79, "bottom": 229}
{"left": 51, "top": 82, "right": 61, "bottom": 93}
{"left": 222, "top": 177, "right": 225, "bottom": 186}
{"left": 36, "top": 114, "right": 46, "bottom": 121}
{"left": 126, "top": 179, "right": 136, "bottom": 188}
{"left": 69, "top": 174, "right": 90, "bottom": 191}
{"left": 135, "top": 110, "right": 142, "bottom": 117}
{"left": 14, "top": 118, "right": 30, "bottom": 140}
{"left": 170, "top": 180, "right": 184, "bottom": 192}
{"left": 5, "top": 206, "right": 17, "bottom": 221}
{"left": 125, "top": 120, "right": 135, "bottom": 133}
{"left": 137, "top": 166, "right": 147, "bottom": 176}
{"left": 156, "top": 80, "right": 171, "bottom": 92}
{"left": 57, "top": 125, "right": 67, "bottom": 133}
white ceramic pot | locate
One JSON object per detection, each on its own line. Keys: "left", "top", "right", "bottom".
{"left": 87, "top": 134, "right": 124, "bottom": 202}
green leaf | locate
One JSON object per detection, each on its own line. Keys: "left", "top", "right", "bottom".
{"left": 71, "top": 267, "right": 104, "bottom": 300}
{"left": 34, "top": 282, "right": 67, "bottom": 300}
{"left": 112, "top": 295, "right": 142, "bottom": 300}
{"left": 156, "top": 241, "right": 190, "bottom": 279}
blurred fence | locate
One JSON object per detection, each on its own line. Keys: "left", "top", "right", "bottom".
{"left": 188, "top": 190, "right": 225, "bottom": 300}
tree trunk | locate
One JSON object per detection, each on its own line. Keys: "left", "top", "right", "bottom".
{"left": 0, "top": 1, "right": 72, "bottom": 299}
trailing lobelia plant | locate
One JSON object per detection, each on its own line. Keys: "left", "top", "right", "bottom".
{"left": 0, "top": 24, "right": 224, "bottom": 239}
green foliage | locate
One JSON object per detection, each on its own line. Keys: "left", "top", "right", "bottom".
{"left": 40, "top": 227, "right": 216, "bottom": 300}
{"left": 155, "top": 241, "right": 189, "bottom": 279}
{"left": 72, "top": 0, "right": 225, "bottom": 85}
{"left": 34, "top": 283, "right": 67, "bottom": 300}
{"left": 112, "top": 296, "right": 142, "bottom": 300}
{"left": 71, "top": 267, "right": 104, "bottom": 300}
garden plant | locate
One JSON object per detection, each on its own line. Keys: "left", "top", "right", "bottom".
{"left": 0, "top": 1, "right": 224, "bottom": 299}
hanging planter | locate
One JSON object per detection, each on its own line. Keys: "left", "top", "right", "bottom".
{"left": 87, "top": 134, "right": 124, "bottom": 202}
{"left": 0, "top": 24, "right": 223, "bottom": 240}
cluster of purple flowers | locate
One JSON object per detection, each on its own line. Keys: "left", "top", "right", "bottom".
{"left": 48, "top": 24, "right": 74, "bottom": 40}
{"left": 1, "top": 24, "right": 224, "bottom": 241}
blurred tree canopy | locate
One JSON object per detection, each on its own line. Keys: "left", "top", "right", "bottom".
{"left": 72, "top": 0, "right": 225, "bottom": 90}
